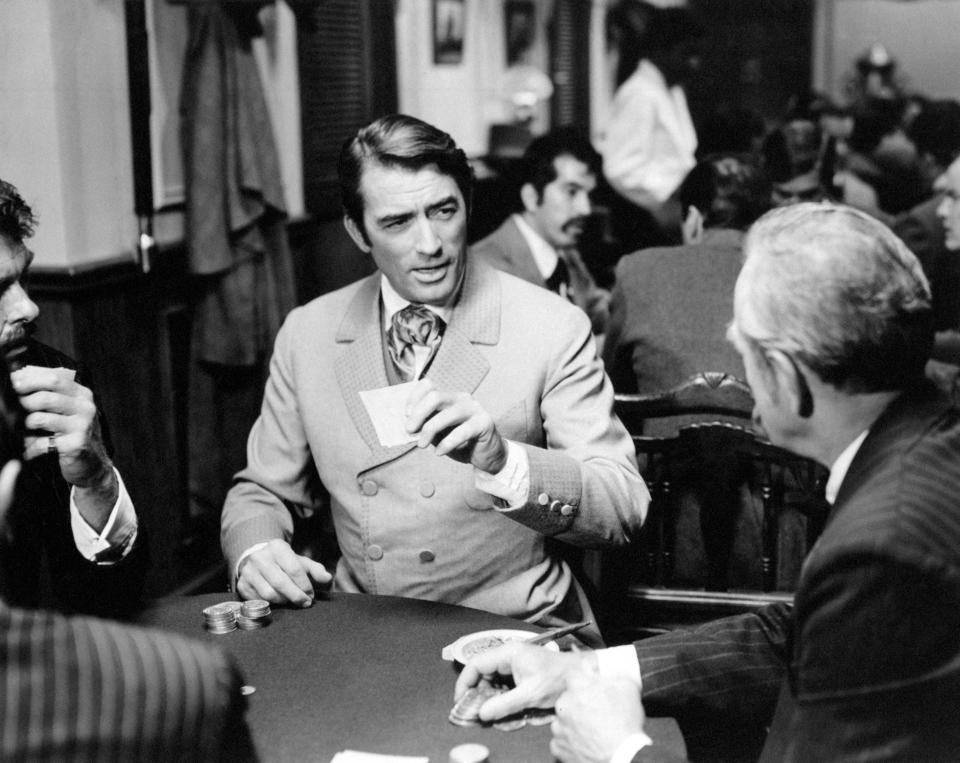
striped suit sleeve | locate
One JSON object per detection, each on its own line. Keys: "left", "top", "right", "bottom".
{"left": 0, "top": 605, "right": 254, "bottom": 761}
{"left": 634, "top": 602, "right": 790, "bottom": 759}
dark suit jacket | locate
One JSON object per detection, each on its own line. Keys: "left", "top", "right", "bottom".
{"left": 0, "top": 601, "right": 254, "bottom": 760}
{"left": 632, "top": 381, "right": 960, "bottom": 761}
{"left": 470, "top": 216, "right": 611, "bottom": 334}
{"left": 0, "top": 339, "right": 148, "bottom": 618}
{"left": 603, "top": 229, "right": 745, "bottom": 394}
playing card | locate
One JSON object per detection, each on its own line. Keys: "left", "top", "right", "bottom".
{"left": 358, "top": 382, "right": 419, "bottom": 447}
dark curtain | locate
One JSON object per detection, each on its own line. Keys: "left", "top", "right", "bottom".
{"left": 180, "top": 2, "right": 296, "bottom": 529}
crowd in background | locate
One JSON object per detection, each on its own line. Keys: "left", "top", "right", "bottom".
{"left": 578, "top": 5, "right": 960, "bottom": 398}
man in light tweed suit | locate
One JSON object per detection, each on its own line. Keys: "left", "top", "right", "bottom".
{"left": 456, "top": 203, "right": 960, "bottom": 762}
{"left": 0, "top": 370, "right": 255, "bottom": 760}
{"left": 222, "top": 115, "right": 647, "bottom": 644}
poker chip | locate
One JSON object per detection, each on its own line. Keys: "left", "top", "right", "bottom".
{"left": 446, "top": 714, "right": 481, "bottom": 728}
{"left": 202, "top": 600, "right": 271, "bottom": 634}
{"left": 241, "top": 599, "right": 271, "bottom": 619}
{"left": 203, "top": 602, "right": 239, "bottom": 634}
{"left": 448, "top": 685, "right": 500, "bottom": 727}
{"left": 492, "top": 717, "right": 526, "bottom": 731}
{"left": 236, "top": 614, "right": 268, "bottom": 630}
{"left": 203, "top": 602, "right": 238, "bottom": 619}
{"left": 524, "top": 710, "right": 555, "bottom": 726}
{"left": 448, "top": 743, "right": 489, "bottom": 763}
{"left": 446, "top": 683, "right": 557, "bottom": 733}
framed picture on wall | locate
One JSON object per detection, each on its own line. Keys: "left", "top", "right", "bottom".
{"left": 505, "top": 0, "right": 535, "bottom": 65}
{"left": 433, "top": 0, "right": 464, "bottom": 65}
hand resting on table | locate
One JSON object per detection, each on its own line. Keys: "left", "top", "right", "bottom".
{"left": 236, "top": 538, "right": 332, "bottom": 608}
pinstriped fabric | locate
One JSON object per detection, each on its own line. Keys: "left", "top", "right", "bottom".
{"left": 632, "top": 382, "right": 960, "bottom": 761}
{"left": 0, "top": 603, "right": 251, "bottom": 761}
{"left": 634, "top": 604, "right": 791, "bottom": 760}
{"left": 639, "top": 605, "right": 788, "bottom": 705}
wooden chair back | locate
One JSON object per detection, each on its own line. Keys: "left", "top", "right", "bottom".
{"left": 600, "top": 372, "right": 828, "bottom": 642}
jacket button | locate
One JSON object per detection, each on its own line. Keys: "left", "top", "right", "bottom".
{"left": 549, "top": 500, "right": 563, "bottom": 513}
{"left": 361, "top": 479, "right": 379, "bottom": 496}
{"left": 419, "top": 550, "right": 436, "bottom": 563}
{"left": 560, "top": 503, "right": 575, "bottom": 516}
{"left": 537, "top": 492, "right": 550, "bottom": 506}
{"left": 419, "top": 481, "right": 435, "bottom": 498}
{"left": 367, "top": 544, "right": 384, "bottom": 560}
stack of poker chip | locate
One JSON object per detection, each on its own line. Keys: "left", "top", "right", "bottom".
{"left": 203, "top": 601, "right": 241, "bottom": 634}
{"left": 236, "top": 599, "right": 272, "bottom": 630}
{"left": 448, "top": 685, "right": 501, "bottom": 727}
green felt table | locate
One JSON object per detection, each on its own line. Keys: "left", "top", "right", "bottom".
{"left": 138, "top": 591, "right": 684, "bottom": 762}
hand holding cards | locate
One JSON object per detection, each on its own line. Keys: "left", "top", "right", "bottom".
{"left": 360, "top": 379, "right": 508, "bottom": 474}
{"left": 10, "top": 363, "right": 121, "bottom": 531}
{"left": 448, "top": 684, "right": 555, "bottom": 731}
{"left": 453, "top": 640, "right": 597, "bottom": 725}
{"left": 10, "top": 364, "right": 99, "bottom": 467}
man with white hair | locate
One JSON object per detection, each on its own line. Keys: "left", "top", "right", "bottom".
{"left": 456, "top": 203, "right": 960, "bottom": 762}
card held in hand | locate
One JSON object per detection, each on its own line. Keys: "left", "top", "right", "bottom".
{"left": 358, "top": 381, "right": 419, "bottom": 447}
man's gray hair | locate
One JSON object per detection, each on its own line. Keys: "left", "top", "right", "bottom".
{"left": 735, "top": 202, "right": 933, "bottom": 393}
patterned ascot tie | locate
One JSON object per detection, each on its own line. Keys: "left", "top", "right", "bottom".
{"left": 387, "top": 303, "right": 444, "bottom": 381}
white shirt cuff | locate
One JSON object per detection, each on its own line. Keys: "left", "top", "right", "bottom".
{"left": 69, "top": 467, "right": 138, "bottom": 563}
{"left": 473, "top": 440, "right": 530, "bottom": 508}
{"left": 595, "top": 645, "right": 643, "bottom": 687}
{"left": 610, "top": 731, "right": 654, "bottom": 763}
{"left": 236, "top": 541, "right": 270, "bottom": 584}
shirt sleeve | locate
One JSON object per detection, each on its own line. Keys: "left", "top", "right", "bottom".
{"left": 473, "top": 439, "right": 530, "bottom": 508}
{"left": 610, "top": 732, "right": 654, "bottom": 763}
{"left": 596, "top": 644, "right": 643, "bottom": 687}
{"left": 69, "top": 467, "right": 138, "bottom": 563}
{"left": 598, "top": 648, "right": 652, "bottom": 762}
{"left": 234, "top": 541, "right": 270, "bottom": 585}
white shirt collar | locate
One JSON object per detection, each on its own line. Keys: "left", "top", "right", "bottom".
{"left": 824, "top": 429, "right": 870, "bottom": 504}
{"left": 513, "top": 213, "right": 559, "bottom": 280}
{"left": 379, "top": 274, "right": 453, "bottom": 330}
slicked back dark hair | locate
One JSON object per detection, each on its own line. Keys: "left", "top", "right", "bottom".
{"left": 518, "top": 126, "right": 602, "bottom": 203}
{"left": 338, "top": 114, "right": 473, "bottom": 241}
{"left": 679, "top": 153, "right": 772, "bottom": 230}
{"left": 0, "top": 179, "right": 37, "bottom": 246}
